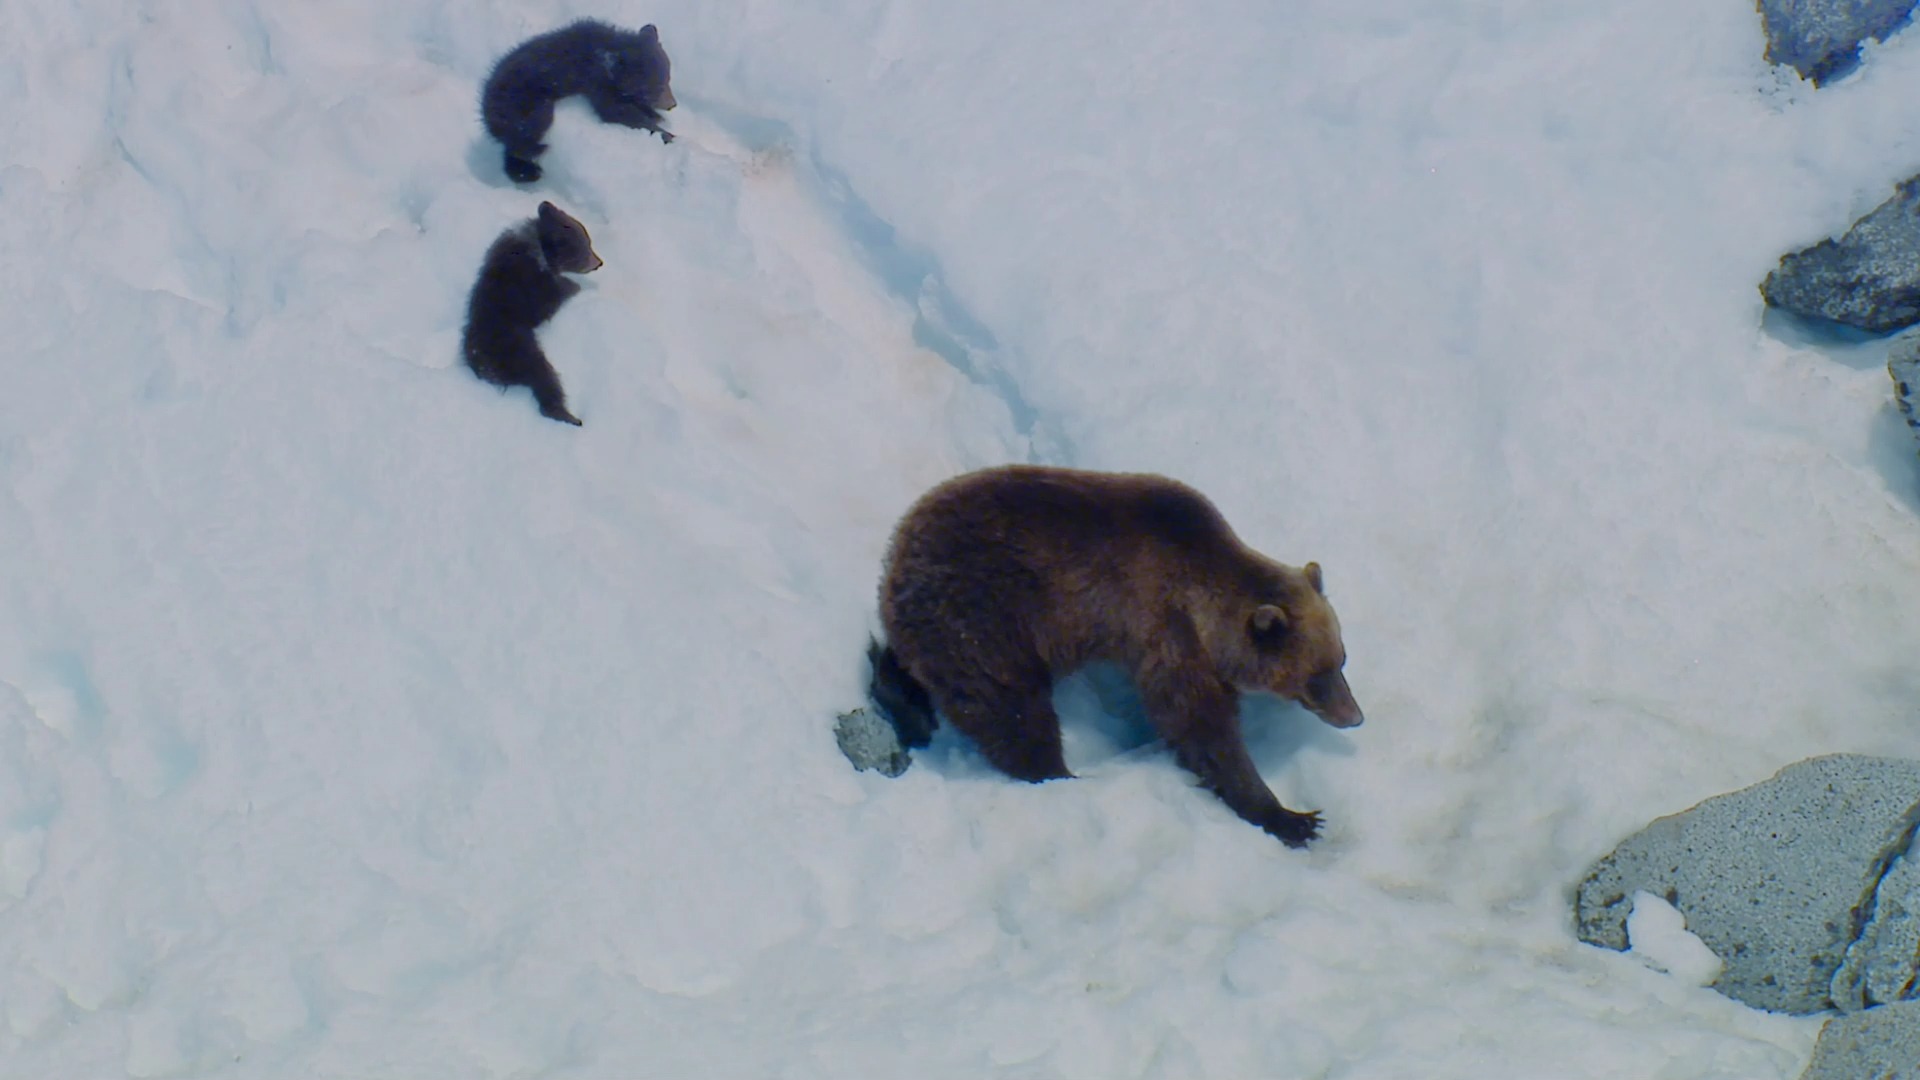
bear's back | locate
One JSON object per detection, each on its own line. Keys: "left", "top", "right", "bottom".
{"left": 883, "top": 467, "right": 1263, "bottom": 631}
{"left": 900, "top": 466, "right": 1236, "bottom": 557}
{"left": 488, "top": 22, "right": 597, "bottom": 95}
{"left": 882, "top": 466, "right": 1281, "bottom": 673}
{"left": 488, "top": 20, "right": 658, "bottom": 97}
{"left": 466, "top": 230, "right": 572, "bottom": 335}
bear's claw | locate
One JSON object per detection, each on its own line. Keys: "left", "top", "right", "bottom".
{"left": 1268, "top": 809, "right": 1323, "bottom": 848}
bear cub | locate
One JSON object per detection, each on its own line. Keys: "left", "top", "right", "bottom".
{"left": 462, "top": 201, "right": 603, "bottom": 426}
{"left": 482, "top": 19, "right": 677, "bottom": 183}
{"left": 870, "top": 465, "right": 1363, "bottom": 848}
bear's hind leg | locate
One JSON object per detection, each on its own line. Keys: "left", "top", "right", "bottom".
{"left": 933, "top": 669, "right": 1069, "bottom": 783}
{"left": 494, "top": 98, "right": 555, "bottom": 183}
{"left": 868, "top": 639, "right": 937, "bottom": 748}
{"left": 518, "top": 350, "right": 581, "bottom": 426}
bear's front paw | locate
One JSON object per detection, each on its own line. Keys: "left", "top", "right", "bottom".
{"left": 1266, "top": 809, "right": 1322, "bottom": 848}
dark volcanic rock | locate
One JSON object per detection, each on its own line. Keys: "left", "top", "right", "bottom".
{"left": 1762, "top": 177, "right": 1920, "bottom": 334}
{"left": 1759, "top": 0, "right": 1918, "bottom": 85}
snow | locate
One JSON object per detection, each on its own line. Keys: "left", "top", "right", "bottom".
{"left": 1626, "top": 891, "right": 1725, "bottom": 988}
{"left": 4, "top": 0, "right": 1920, "bottom": 1075}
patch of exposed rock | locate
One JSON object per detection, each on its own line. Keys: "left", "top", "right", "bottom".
{"left": 1575, "top": 754, "right": 1920, "bottom": 1014}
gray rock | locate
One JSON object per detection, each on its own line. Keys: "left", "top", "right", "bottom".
{"left": 1835, "top": 827, "right": 1920, "bottom": 1011}
{"left": 1763, "top": 177, "right": 1920, "bottom": 334}
{"left": 1575, "top": 754, "right": 1920, "bottom": 1014}
{"left": 1892, "top": 336, "right": 1920, "bottom": 452}
{"left": 1759, "top": 0, "right": 1918, "bottom": 85}
{"left": 833, "top": 707, "right": 910, "bottom": 777}
{"left": 1801, "top": 1000, "right": 1920, "bottom": 1080}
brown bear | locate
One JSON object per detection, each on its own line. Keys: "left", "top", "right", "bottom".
{"left": 462, "top": 201, "right": 603, "bottom": 426}
{"left": 871, "top": 465, "right": 1361, "bottom": 848}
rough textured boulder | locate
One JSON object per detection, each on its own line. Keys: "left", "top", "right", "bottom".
{"left": 1759, "top": 0, "right": 1919, "bottom": 85}
{"left": 1801, "top": 1000, "right": 1920, "bottom": 1079}
{"left": 833, "top": 707, "right": 910, "bottom": 777}
{"left": 1762, "top": 177, "right": 1920, "bottom": 334}
{"left": 1834, "top": 825, "right": 1920, "bottom": 1010}
{"left": 1575, "top": 754, "right": 1920, "bottom": 1014}
{"left": 1892, "top": 334, "right": 1920, "bottom": 452}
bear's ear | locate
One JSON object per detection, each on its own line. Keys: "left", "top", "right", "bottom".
{"left": 1305, "top": 561, "right": 1324, "bottom": 594}
{"left": 1249, "top": 604, "right": 1289, "bottom": 647}
{"left": 640, "top": 24, "right": 659, "bottom": 40}
{"left": 538, "top": 201, "right": 560, "bottom": 220}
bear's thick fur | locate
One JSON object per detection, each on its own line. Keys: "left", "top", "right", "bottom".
{"left": 461, "top": 201, "right": 603, "bottom": 426}
{"left": 481, "top": 19, "right": 677, "bottom": 183}
{"left": 872, "top": 465, "right": 1361, "bottom": 847}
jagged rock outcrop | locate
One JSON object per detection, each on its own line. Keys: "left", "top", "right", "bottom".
{"left": 1762, "top": 177, "right": 1920, "bottom": 334}
{"left": 1833, "top": 823, "right": 1920, "bottom": 1011}
{"left": 1800, "top": 999, "right": 1920, "bottom": 1079}
{"left": 1758, "top": 0, "right": 1919, "bottom": 85}
{"left": 1891, "top": 334, "right": 1920, "bottom": 454}
{"left": 1575, "top": 754, "right": 1920, "bottom": 1014}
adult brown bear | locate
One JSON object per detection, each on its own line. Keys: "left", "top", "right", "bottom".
{"left": 871, "top": 465, "right": 1361, "bottom": 848}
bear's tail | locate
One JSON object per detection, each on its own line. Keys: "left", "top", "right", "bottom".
{"left": 867, "top": 637, "right": 937, "bottom": 749}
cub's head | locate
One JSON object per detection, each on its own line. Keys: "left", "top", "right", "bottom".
{"left": 1230, "top": 561, "right": 1362, "bottom": 729}
{"left": 536, "top": 202, "right": 604, "bottom": 275}
{"left": 614, "top": 25, "right": 677, "bottom": 112}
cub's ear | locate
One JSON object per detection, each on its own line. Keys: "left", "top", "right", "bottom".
{"left": 1305, "top": 561, "right": 1324, "bottom": 594}
{"left": 1250, "top": 604, "right": 1289, "bottom": 645}
{"left": 640, "top": 24, "right": 659, "bottom": 40}
{"left": 538, "top": 201, "right": 561, "bottom": 219}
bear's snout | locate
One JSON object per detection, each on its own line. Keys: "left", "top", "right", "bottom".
{"left": 1307, "top": 671, "right": 1364, "bottom": 729}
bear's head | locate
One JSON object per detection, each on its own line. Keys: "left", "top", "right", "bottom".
{"left": 1227, "top": 561, "right": 1362, "bottom": 729}
{"left": 537, "top": 202, "right": 604, "bottom": 275}
{"left": 615, "top": 26, "right": 676, "bottom": 113}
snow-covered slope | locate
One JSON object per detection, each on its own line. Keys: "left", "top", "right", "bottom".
{"left": 4, "top": 0, "right": 1920, "bottom": 1076}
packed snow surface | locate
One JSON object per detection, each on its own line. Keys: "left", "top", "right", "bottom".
{"left": 1625, "top": 891, "right": 1725, "bottom": 989}
{"left": 5, "top": 0, "right": 1920, "bottom": 1076}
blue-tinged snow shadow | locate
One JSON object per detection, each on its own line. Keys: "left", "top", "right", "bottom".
{"left": 34, "top": 651, "right": 109, "bottom": 740}
{"left": 1757, "top": 308, "right": 1920, "bottom": 515}
{"left": 689, "top": 97, "right": 1052, "bottom": 456}
{"left": 901, "top": 662, "right": 1351, "bottom": 782}
{"left": 463, "top": 136, "right": 523, "bottom": 189}
{"left": 1871, "top": 402, "right": 1920, "bottom": 517}
{"left": 1760, "top": 306, "right": 1901, "bottom": 371}
{"left": 1240, "top": 694, "right": 1359, "bottom": 773}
